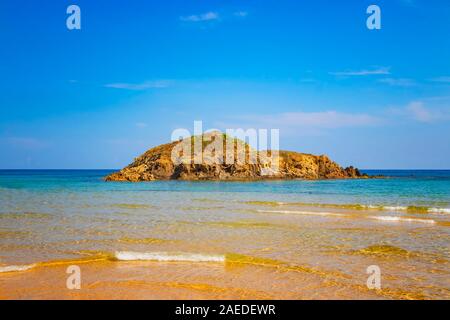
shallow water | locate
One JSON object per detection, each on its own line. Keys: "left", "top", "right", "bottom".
{"left": 0, "top": 170, "right": 449, "bottom": 299}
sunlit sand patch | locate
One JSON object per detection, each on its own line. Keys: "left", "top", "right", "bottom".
{"left": 437, "top": 221, "right": 450, "bottom": 227}
{"left": 117, "top": 237, "right": 172, "bottom": 244}
{"left": 0, "top": 229, "right": 32, "bottom": 238}
{"left": 225, "top": 253, "right": 348, "bottom": 279}
{"left": 179, "top": 206, "right": 225, "bottom": 211}
{"left": 72, "top": 250, "right": 117, "bottom": 260}
{"left": 47, "top": 226, "right": 116, "bottom": 237}
{"left": 332, "top": 227, "right": 381, "bottom": 233}
{"left": 161, "top": 281, "right": 273, "bottom": 299}
{"left": 37, "top": 256, "right": 114, "bottom": 268}
{"left": 244, "top": 201, "right": 285, "bottom": 206}
{"left": 0, "top": 212, "right": 53, "bottom": 219}
{"left": 173, "top": 219, "right": 294, "bottom": 232}
{"left": 378, "top": 287, "right": 429, "bottom": 300}
{"left": 0, "top": 243, "right": 34, "bottom": 251}
{"left": 192, "top": 198, "right": 224, "bottom": 204}
{"left": 226, "top": 253, "right": 285, "bottom": 268}
{"left": 203, "top": 220, "right": 275, "bottom": 229}
{"left": 353, "top": 245, "right": 413, "bottom": 257}
{"left": 85, "top": 279, "right": 273, "bottom": 300}
{"left": 109, "top": 203, "right": 153, "bottom": 209}
{"left": 346, "top": 245, "right": 449, "bottom": 267}
{"left": 51, "top": 238, "right": 116, "bottom": 247}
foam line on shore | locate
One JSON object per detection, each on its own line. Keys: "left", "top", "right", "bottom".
{"left": 257, "top": 209, "right": 439, "bottom": 225}
{"left": 256, "top": 209, "right": 345, "bottom": 217}
{"left": 0, "top": 264, "right": 35, "bottom": 273}
{"left": 429, "top": 208, "right": 450, "bottom": 214}
{"left": 371, "top": 216, "right": 436, "bottom": 224}
{"left": 114, "top": 251, "right": 225, "bottom": 263}
{"left": 245, "top": 201, "right": 450, "bottom": 214}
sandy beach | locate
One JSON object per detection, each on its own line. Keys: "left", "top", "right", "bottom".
{"left": 0, "top": 255, "right": 434, "bottom": 300}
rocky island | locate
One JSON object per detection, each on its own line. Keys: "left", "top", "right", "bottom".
{"left": 105, "top": 132, "right": 368, "bottom": 182}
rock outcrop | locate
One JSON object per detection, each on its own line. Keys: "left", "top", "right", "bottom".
{"left": 105, "top": 132, "right": 368, "bottom": 182}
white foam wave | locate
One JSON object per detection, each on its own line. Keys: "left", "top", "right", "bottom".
{"left": 371, "top": 216, "right": 435, "bottom": 224}
{"left": 115, "top": 251, "right": 225, "bottom": 262}
{"left": 382, "top": 206, "right": 408, "bottom": 211}
{"left": 257, "top": 210, "right": 345, "bottom": 217}
{"left": 0, "top": 264, "right": 35, "bottom": 273}
{"left": 380, "top": 206, "right": 450, "bottom": 214}
{"left": 428, "top": 208, "right": 450, "bottom": 214}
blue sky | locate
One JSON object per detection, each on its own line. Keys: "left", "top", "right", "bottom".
{"left": 0, "top": 0, "right": 449, "bottom": 169}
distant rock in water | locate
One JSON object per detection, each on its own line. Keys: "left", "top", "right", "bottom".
{"left": 105, "top": 132, "right": 369, "bottom": 182}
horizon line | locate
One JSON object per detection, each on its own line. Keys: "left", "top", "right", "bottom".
{"left": 0, "top": 168, "right": 449, "bottom": 171}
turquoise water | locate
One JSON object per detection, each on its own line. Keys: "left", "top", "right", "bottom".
{"left": 0, "top": 170, "right": 449, "bottom": 299}
{"left": 1, "top": 170, "right": 449, "bottom": 208}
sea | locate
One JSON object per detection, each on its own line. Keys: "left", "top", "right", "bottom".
{"left": 0, "top": 169, "right": 449, "bottom": 299}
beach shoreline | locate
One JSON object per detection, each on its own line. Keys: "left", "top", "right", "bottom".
{"left": 0, "top": 170, "right": 449, "bottom": 300}
{"left": 0, "top": 257, "right": 435, "bottom": 300}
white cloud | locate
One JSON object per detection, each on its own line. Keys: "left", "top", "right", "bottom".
{"left": 405, "top": 102, "right": 450, "bottom": 123}
{"left": 330, "top": 67, "right": 390, "bottom": 76}
{"left": 378, "top": 78, "right": 417, "bottom": 87}
{"left": 256, "top": 111, "right": 379, "bottom": 128}
{"left": 217, "top": 101, "right": 450, "bottom": 136}
{"left": 104, "top": 80, "right": 171, "bottom": 91}
{"left": 406, "top": 102, "right": 434, "bottom": 122}
{"left": 180, "top": 12, "right": 219, "bottom": 22}
{"left": 389, "top": 101, "right": 450, "bottom": 123}
{"left": 216, "top": 111, "right": 381, "bottom": 136}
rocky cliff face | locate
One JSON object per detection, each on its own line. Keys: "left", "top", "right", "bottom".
{"left": 105, "top": 133, "right": 368, "bottom": 182}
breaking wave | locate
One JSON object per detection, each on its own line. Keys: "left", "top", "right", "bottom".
{"left": 0, "top": 264, "right": 35, "bottom": 273}
{"left": 429, "top": 208, "right": 450, "bottom": 214}
{"left": 257, "top": 209, "right": 345, "bottom": 217}
{"left": 114, "top": 251, "right": 225, "bottom": 262}
{"left": 371, "top": 216, "right": 436, "bottom": 224}
{"left": 244, "top": 201, "right": 450, "bottom": 214}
